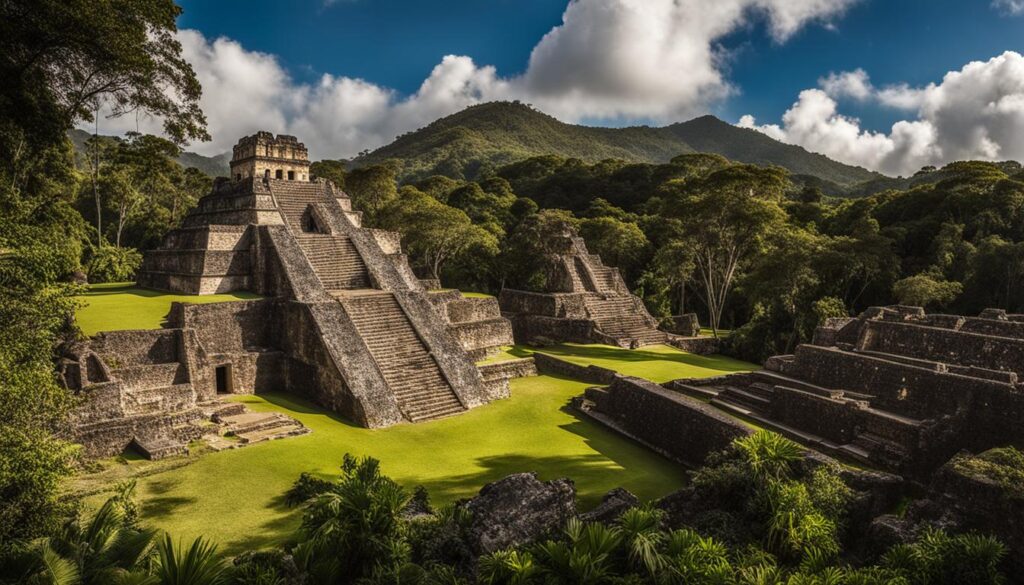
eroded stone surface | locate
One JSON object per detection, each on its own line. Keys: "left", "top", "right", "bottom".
{"left": 460, "top": 472, "right": 577, "bottom": 554}
{"left": 65, "top": 132, "right": 527, "bottom": 459}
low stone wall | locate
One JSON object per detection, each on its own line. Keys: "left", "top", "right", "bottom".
{"left": 662, "top": 314, "right": 700, "bottom": 337}
{"left": 959, "top": 316, "right": 1024, "bottom": 340}
{"left": 169, "top": 299, "right": 279, "bottom": 352}
{"left": 477, "top": 358, "right": 537, "bottom": 401}
{"left": 582, "top": 376, "right": 752, "bottom": 467}
{"left": 445, "top": 297, "right": 502, "bottom": 323}
{"left": 769, "top": 386, "right": 864, "bottom": 444}
{"left": 666, "top": 335, "right": 719, "bottom": 355}
{"left": 784, "top": 345, "right": 995, "bottom": 419}
{"left": 449, "top": 319, "right": 515, "bottom": 356}
{"left": 921, "top": 452, "right": 1024, "bottom": 579}
{"left": 498, "top": 289, "right": 589, "bottom": 319}
{"left": 89, "top": 329, "right": 179, "bottom": 366}
{"left": 503, "top": 314, "right": 596, "bottom": 346}
{"left": 532, "top": 352, "right": 617, "bottom": 384}
{"left": 861, "top": 319, "right": 1024, "bottom": 375}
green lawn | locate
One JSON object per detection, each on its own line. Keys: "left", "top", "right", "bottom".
{"left": 85, "top": 376, "right": 688, "bottom": 555}
{"left": 75, "top": 283, "right": 262, "bottom": 336}
{"left": 529, "top": 343, "right": 752, "bottom": 383}
{"left": 74, "top": 285, "right": 757, "bottom": 555}
{"left": 80, "top": 343, "right": 756, "bottom": 555}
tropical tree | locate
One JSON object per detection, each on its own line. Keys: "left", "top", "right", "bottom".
{"left": 660, "top": 164, "right": 789, "bottom": 334}
{"left": 346, "top": 163, "right": 399, "bottom": 221}
{"left": 0, "top": 0, "right": 207, "bottom": 546}
{"left": 378, "top": 188, "right": 498, "bottom": 283}
{"left": 578, "top": 216, "right": 650, "bottom": 282}
{"left": 310, "top": 160, "right": 348, "bottom": 190}
{"left": 294, "top": 454, "right": 412, "bottom": 583}
{"left": 893, "top": 273, "right": 963, "bottom": 308}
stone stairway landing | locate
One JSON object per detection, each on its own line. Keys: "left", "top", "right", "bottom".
{"left": 295, "top": 233, "right": 371, "bottom": 290}
{"left": 341, "top": 291, "right": 465, "bottom": 422}
{"left": 584, "top": 296, "right": 667, "bottom": 346}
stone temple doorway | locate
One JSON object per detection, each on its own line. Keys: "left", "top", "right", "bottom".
{"left": 215, "top": 364, "right": 233, "bottom": 394}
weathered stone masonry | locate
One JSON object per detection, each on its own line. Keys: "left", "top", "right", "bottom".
{"left": 498, "top": 225, "right": 715, "bottom": 353}
{"left": 64, "top": 132, "right": 525, "bottom": 458}
{"left": 667, "top": 305, "right": 1024, "bottom": 477}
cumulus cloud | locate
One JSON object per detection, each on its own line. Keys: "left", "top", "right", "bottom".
{"left": 819, "top": 69, "right": 873, "bottom": 101}
{"left": 89, "top": 0, "right": 856, "bottom": 158}
{"left": 993, "top": 0, "right": 1024, "bottom": 16}
{"left": 739, "top": 51, "right": 1024, "bottom": 176}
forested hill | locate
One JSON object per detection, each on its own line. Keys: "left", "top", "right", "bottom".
{"left": 68, "top": 129, "right": 231, "bottom": 177}
{"left": 665, "top": 115, "right": 879, "bottom": 187}
{"left": 352, "top": 101, "right": 883, "bottom": 186}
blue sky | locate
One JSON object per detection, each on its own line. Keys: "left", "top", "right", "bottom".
{"left": 177, "top": 0, "right": 1021, "bottom": 132}
{"left": 154, "top": 0, "right": 1024, "bottom": 176}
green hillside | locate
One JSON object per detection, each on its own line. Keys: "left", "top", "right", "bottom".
{"left": 665, "top": 115, "right": 880, "bottom": 187}
{"left": 353, "top": 101, "right": 883, "bottom": 186}
{"left": 68, "top": 128, "right": 230, "bottom": 177}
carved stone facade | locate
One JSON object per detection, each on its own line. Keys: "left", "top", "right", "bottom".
{"left": 498, "top": 225, "right": 715, "bottom": 352}
{"left": 66, "top": 132, "right": 529, "bottom": 459}
{"left": 230, "top": 132, "right": 310, "bottom": 182}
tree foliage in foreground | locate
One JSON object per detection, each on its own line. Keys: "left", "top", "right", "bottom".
{"left": 0, "top": 0, "right": 207, "bottom": 547}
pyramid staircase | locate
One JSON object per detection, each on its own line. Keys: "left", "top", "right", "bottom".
{"left": 295, "top": 233, "right": 372, "bottom": 290}
{"left": 341, "top": 291, "right": 465, "bottom": 422}
{"left": 584, "top": 295, "right": 667, "bottom": 346}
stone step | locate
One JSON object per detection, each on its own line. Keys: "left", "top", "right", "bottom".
{"left": 719, "top": 386, "right": 771, "bottom": 412}
{"left": 132, "top": 436, "right": 188, "bottom": 460}
{"left": 341, "top": 292, "right": 464, "bottom": 422}
{"left": 296, "top": 234, "right": 371, "bottom": 290}
{"left": 221, "top": 412, "right": 297, "bottom": 436}
{"left": 666, "top": 381, "right": 720, "bottom": 401}
{"left": 235, "top": 421, "right": 310, "bottom": 444}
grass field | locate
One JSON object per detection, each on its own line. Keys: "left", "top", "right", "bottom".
{"left": 76, "top": 283, "right": 262, "bottom": 336}
{"left": 74, "top": 285, "right": 757, "bottom": 555}
{"left": 78, "top": 342, "right": 756, "bottom": 555}
{"left": 530, "top": 343, "right": 751, "bottom": 383}
{"left": 83, "top": 375, "right": 688, "bottom": 555}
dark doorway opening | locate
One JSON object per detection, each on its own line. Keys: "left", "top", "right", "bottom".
{"left": 275, "top": 169, "right": 283, "bottom": 179}
{"left": 215, "top": 365, "right": 232, "bottom": 394}
{"left": 288, "top": 170, "right": 295, "bottom": 180}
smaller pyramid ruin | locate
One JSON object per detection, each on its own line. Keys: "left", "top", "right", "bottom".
{"left": 498, "top": 225, "right": 713, "bottom": 352}
{"left": 61, "top": 132, "right": 532, "bottom": 459}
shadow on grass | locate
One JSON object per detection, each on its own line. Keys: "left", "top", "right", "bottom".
{"left": 220, "top": 494, "right": 303, "bottom": 556}
{"left": 536, "top": 343, "right": 752, "bottom": 373}
{"left": 258, "top": 393, "right": 362, "bottom": 428}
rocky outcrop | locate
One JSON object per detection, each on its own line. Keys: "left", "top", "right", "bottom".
{"left": 580, "top": 488, "right": 639, "bottom": 524}
{"left": 460, "top": 473, "right": 577, "bottom": 554}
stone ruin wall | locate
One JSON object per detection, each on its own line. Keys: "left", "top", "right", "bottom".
{"left": 580, "top": 376, "right": 752, "bottom": 467}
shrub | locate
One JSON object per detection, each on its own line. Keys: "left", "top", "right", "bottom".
{"left": 284, "top": 472, "right": 334, "bottom": 507}
{"left": 86, "top": 245, "right": 142, "bottom": 283}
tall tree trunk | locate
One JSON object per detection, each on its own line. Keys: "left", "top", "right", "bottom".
{"left": 92, "top": 112, "right": 102, "bottom": 246}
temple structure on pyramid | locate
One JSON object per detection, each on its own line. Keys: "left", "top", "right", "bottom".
{"left": 61, "top": 132, "right": 531, "bottom": 459}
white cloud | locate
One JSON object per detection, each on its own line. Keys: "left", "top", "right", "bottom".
{"left": 993, "top": 0, "right": 1024, "bottom": 16}
{"left": 819, "top": 69, "right": 873, "bottom": 101}
{"left": 739, "top": 52, "right": 1024, "bottom": 176}
{"left": 89, "top": 0, "right": 856, "bottom": 158}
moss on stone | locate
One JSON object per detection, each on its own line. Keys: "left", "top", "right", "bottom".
{"left": 950, "top": 447, "right": 1024, "bottom": 497}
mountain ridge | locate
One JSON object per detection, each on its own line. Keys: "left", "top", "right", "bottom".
{"left": 352, "top": 101, "right": 884, "bottom": 187}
